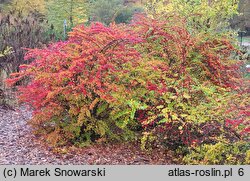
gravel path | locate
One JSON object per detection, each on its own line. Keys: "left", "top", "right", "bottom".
{"left": 0, "top": 105, "right": 174, "bottom": 165}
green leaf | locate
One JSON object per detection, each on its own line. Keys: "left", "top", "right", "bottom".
{"left": 112, "top": 110, "right": 130, "bottom": 120}
{"left": 96, "top": 121, "right": 108, "bottom": 136}
{"left": 158, "top": 118, "right": 168, "bottom": 124}
{"left": 116, "top": 118, "right": 129, "bottom": 129}
{"left": 96, "top": 102, "right": 108, "bottom": 116}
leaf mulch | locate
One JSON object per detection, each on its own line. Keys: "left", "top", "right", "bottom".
{"left": 0, "top": 105, "right": 180, "bottom": 165}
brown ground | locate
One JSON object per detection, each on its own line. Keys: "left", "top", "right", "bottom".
{"left": 0, "top": 105, "right": 178, "bottom": 165}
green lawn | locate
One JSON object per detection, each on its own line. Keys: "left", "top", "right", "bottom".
{"left": 239, "top": 36, "right": 250, "bottom": 43}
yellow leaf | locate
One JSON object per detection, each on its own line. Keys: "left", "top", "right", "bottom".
{"left": 156, "top": 105, "right": 164, "bottom": 109}
{"left": 183, "top": 93, "right": 191, "bottom": 99}
{"left": 89, "top": 98, "right": 99, "bottom": 110}
{"left": 178, "top": 126, "right": 183, "bottom": 130}
{"left": 172, "top": 113, "right": 179, "bottom": 120}
{"left": 180, "top": 114, "right": 188, "bottom": 118}
{"left": 86, "top": 110, "right": 91, "bottom": 118}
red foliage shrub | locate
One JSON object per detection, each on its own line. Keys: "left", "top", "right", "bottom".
{"left": 7, "top": 14, "right": 249, "bottom": 148}
{"left": 7, "top": 22, "right": 143, "bottom": 145}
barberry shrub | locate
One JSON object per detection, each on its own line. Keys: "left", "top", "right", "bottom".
{"left": 124, "top": 15, "right": 249, "bottom": 150}
{"left": 7, "top": 14, "right": 249, "bottom": 151}
{"left": 7, "top": 22, "right": 142, "bottom": 146}
{"left": 183, "top": 140, "right": 250, "bottom": 165}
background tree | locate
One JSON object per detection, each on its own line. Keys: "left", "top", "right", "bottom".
{"left": 3, "top": 0, "right": 46, "bottom": 15}
{"left": 88, "top": 0, "right": 143, "bottom": 25}
{"left": 46, "top": 0, "right": 88, "bottom": 39}
{"left": 145, "top": 0, "right": 239, "bottom": 34}
{"left": 0, "top": 0, "right": 11, "bottom": 10}
{"left": 231, "top": 0, "right": 250, "bottom": 35}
